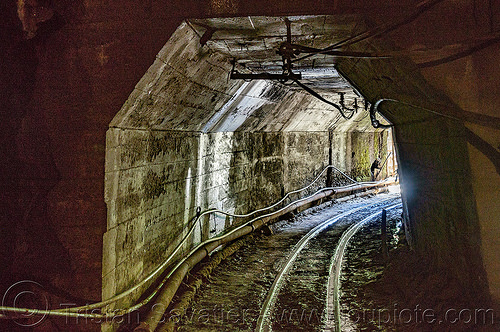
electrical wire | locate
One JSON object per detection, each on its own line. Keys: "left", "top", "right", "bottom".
{"left": 0, "top": 165, "right": 360, "bottom": 319}
{"left": 291, "top": 0, "right": 446, "bottom": 63}
{"left": 369, "top": 98, "right": 500, "bottom": 131}
{"left": 290, "top": 44, "right": 390, "bottom": 59}
{"left": 293, "top": 79, "right": 355, "bottom": 119}
{"left": 370, "top": 99, "right": 395, "bottom": 128}
{"left": 373, "top": 98, "right": 462, "bottom": 121}
{"left": 417, "top": 33, "right": 500, "bottom": 68}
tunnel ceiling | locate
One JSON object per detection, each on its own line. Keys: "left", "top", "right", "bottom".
{"left": 185, "top": 13, "right": 500, "bottom": 133}
{"left": 188, "top": 16, "right": 358, "bottom": 92}
{"left": 112, "top": 15, "right": 384, "bottom": 133}
{"left": 116, "top": 8, "right": 495, "bottom": 135}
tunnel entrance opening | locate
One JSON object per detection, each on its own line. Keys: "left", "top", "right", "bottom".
{"left": 102, "top": 16, "right": 398, "bottom": 320}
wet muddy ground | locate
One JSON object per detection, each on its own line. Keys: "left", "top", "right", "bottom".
{"left": 115, "top": 184, "right": 500, "bottom": 332}
{"left": 119, "top": 186, "right": 500, "bottom": 332}
{"left": 338, "top": 206, "right": 402, "bottom": 331}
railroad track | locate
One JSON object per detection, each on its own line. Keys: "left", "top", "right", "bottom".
{"left": 256, "top": 199, "right": 401, "bottom": 332}
{"left": 325, "top": 203, "right": 401, "bottom": 332}
{"left": 169, "top": 192, "right": 402, "bottom": 332}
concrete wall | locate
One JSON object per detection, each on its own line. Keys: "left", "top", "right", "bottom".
{"left": 103, "top": 130, "right": 283, "bottom": 306}
{"left": 103, "top": 127, "right": 386, "bottom": 311}
{"left": 283, "top": 130, "right": 389, "bottom": 194}
{"left": 467, "top": 124, "right": 500, "bottom": 302}
{"left": 0, "top": 8, "right": 394, "bottom": 324}
{"left": 283, "top": 132, "right": 330, "bottom": 194}
{"left": 102, "top": 22, "right": 387, "bottom": 310}
{"left": 336, "top": 50, "right": 490, "bottom": 298}
{"left": 329, "top": 0, "right": 500, "bottom": 301}
{"left": 101, "top": 22, "right": 390, "bottom": 312}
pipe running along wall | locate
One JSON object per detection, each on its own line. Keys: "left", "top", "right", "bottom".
{"left": 102, "top": 19, "right": 394, "bottom": 330}
{"left": 133, "top": 178, "right": 395, "bottom": 332}
{"left": 0, "top": 165, "right": 394, "bottom": 322}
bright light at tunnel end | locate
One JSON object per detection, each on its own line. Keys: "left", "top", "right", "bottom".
{"left": 388, "top": 183, "right": 401, "bottom": 194}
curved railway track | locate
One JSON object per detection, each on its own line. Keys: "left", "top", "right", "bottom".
{"left": 325, "top": 203, "right": 401, "bottom": 332}
{"left": 167, "top": 191, "right": 402, "bottom": 332}
{"left": 256, "top": 199, "right": 401, "bottom": 332}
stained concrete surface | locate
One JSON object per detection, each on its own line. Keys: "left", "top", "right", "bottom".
{"left": 102, "top": 20, "right": 389, "bottom": 316}
{"left": 341, "top": 211, "right": 500, "bottom": 331}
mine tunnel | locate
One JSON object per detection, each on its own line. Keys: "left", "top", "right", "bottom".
{"left": 1, "top": 0, "right": 500, "bottom": 331}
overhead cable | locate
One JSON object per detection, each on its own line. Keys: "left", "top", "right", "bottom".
{"left": 292, "top": 0, "right": 446, "bottom": 63}
{"left": 293, "top": 79, "right": 356, "bottom": 119}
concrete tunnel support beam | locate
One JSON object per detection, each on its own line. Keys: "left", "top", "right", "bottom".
{"left": 336, "top": 50, "right": 491, "bottom": 299}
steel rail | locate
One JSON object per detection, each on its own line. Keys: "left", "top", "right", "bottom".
{"left": 134, "top": 183, "right": 395, "bottom": 332}
{"left": 40, "top": 165, "right": 352, "bottom": 315}
{"left": 255, "top": 198, "right": 398, "bottom": 332}
{"left": 326, "top": 203, "right": 402, "bottom": 332}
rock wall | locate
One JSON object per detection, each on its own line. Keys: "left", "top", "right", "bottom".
{"left": 5, "top": 0, "right": 493, "bottom": 329}
{"left": 336, "top": 50, "right": 489, "bottom": 298}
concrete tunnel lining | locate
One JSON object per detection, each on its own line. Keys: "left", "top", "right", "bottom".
{"left": 103, "top": 16, "right": 394, "bottom": 313}
{"left": 109, "top": 18, "right": 367, "bottom": 133}
{"left": 334, "top": 33, "right": 492, "bottom": 299}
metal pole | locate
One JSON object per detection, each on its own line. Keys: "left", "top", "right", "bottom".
{"left": 381, "top": 209, "right": 389, "bottom": 261}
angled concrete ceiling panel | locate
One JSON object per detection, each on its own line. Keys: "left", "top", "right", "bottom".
{"left": 111, "top": 16, "right": 377, "bottom": 133}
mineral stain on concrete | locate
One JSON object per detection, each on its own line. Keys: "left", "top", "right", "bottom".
{"left": 143, "top": 170, "right": 169, "bottom": 200}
